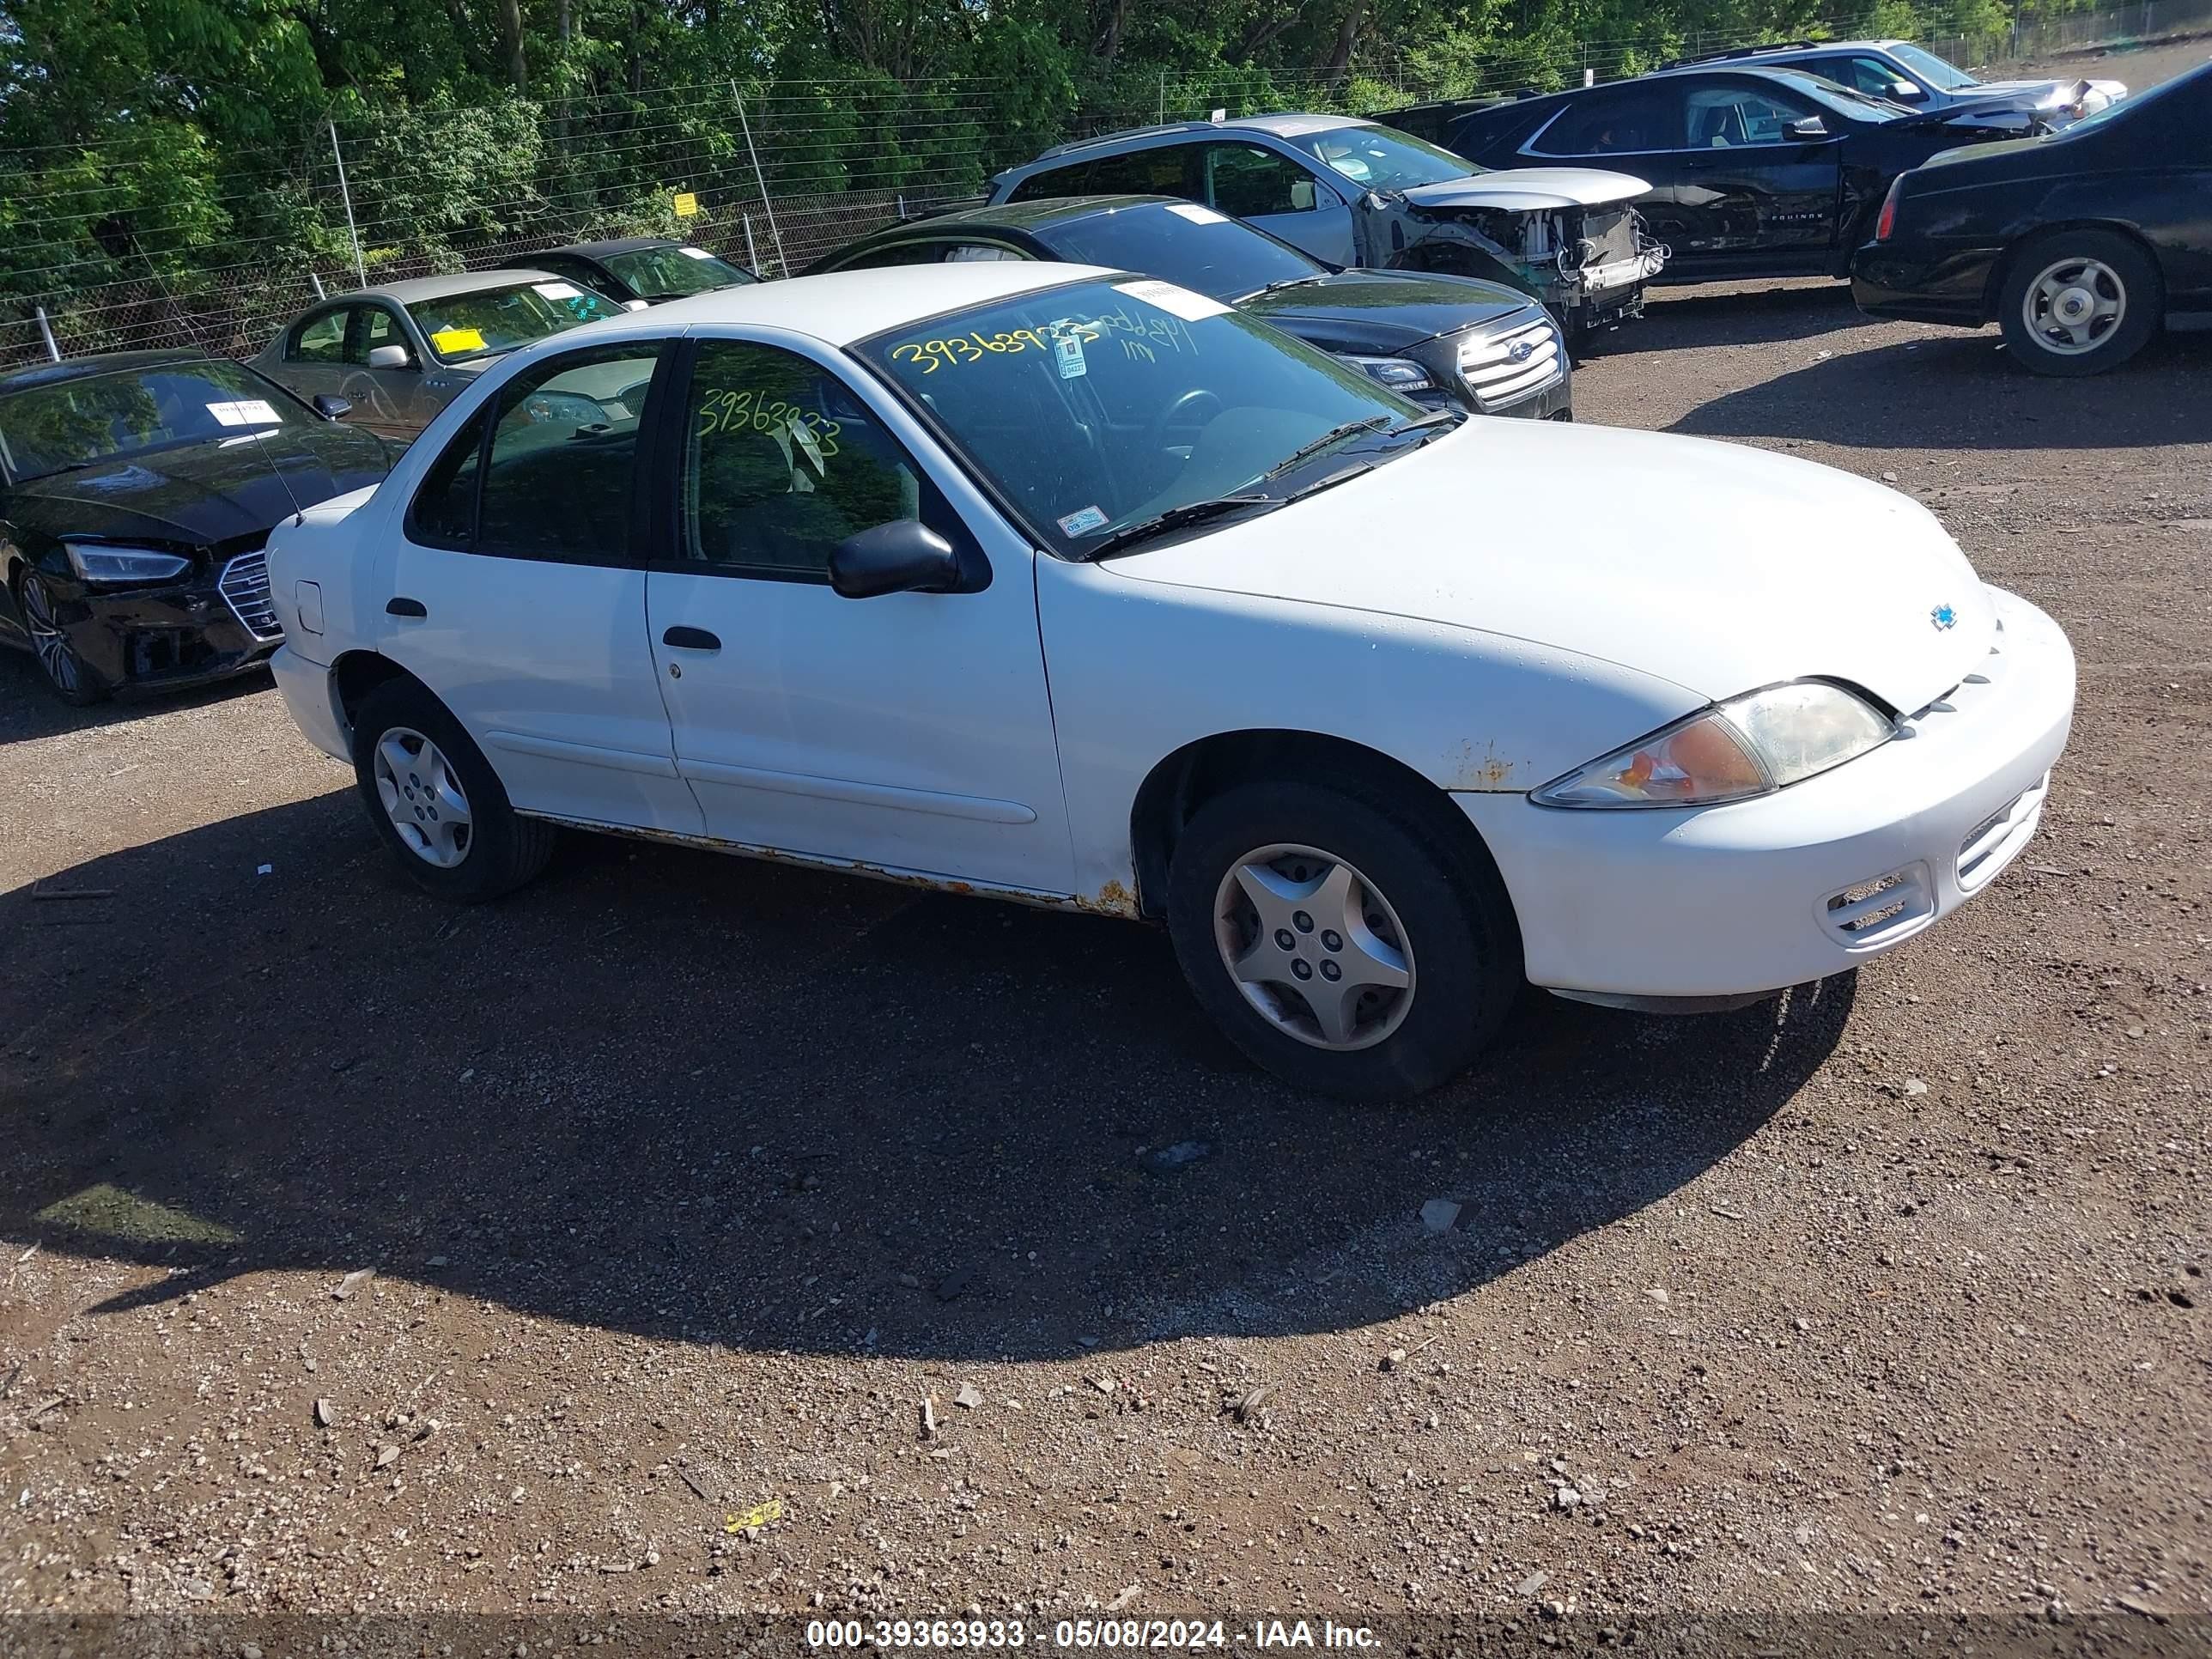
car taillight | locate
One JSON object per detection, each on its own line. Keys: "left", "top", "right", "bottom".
{"left": 1875, "top": 178, "right": 1904, "bottom": 241}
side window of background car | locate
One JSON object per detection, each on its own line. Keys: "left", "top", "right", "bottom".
{"left": 347, "top": 307, "right": 409, "bottom": 366}
{"left": 1206, "top": 144, "right": 1318, "bottom": 216}
{"left": 473, "top": 343, "right": 667, "bottom": 562}
{"left": 1006, "top": 160, "right": 1095, "bottom": 203}
{"left": 1528, "top": 89, "right": 1684, "bottom": 155}
{"left": 944, "top": 242, "right": 1025, "bottom": 262}
{"left": 1685, "top": 87, "right": 1810, "bottom": 148}
{"left": 288, "top": 309, "right": 350, "bottom": 363}
{"left": 679, "top": 339, "right": 952, "bottom": 581}
{"left": 1086, "top": 145, "right": 1204, "bottom": 201}
{"left": 833, "top": 240, "right": 957, "bottom": 270}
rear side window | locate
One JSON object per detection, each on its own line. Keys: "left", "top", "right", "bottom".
{"left": 1528, "top": 88, "right": 1686, "bottom": 155}
{"left": 1088, "top": 145, "right": 1203, "bottom": 200}
{"left": 1006, "top": 161, "right": 1094, "bottom": 203}
{"left": 404, "top": 410, "right": 489, "bottom": 549}
{"left": 476, "top": 343, "right": 666, "bottom": 562}
{"left": 287, "top": 310, "right": 349, "bottom": 363}
{"left": 1206, "top": 144, "right": 1319, "bottom": 215}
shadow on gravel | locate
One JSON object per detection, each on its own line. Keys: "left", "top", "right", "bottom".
{"left": 0, "top": 648, "right": 273, "bottom": 747}
{"left": 1669, "top": 329, "right": 2212, "bottom": 450}
{"left": 1615, "top": 279, "right": 1865, "bottom": 352}
{"left": 0, "top": 796, "right": 1851, "bottom": 1361}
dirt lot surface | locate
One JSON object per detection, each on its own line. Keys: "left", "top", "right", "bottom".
{"left": 3, "top": 39, "right": 2209, "bottom": 1643}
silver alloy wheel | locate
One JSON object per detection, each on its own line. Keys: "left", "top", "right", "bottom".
{"left": 20, "top": 574, "right": 82, "bottom": 696}
{"left": 372, "top": 726, "right": 473, "bottom": 868}
{"left": 2022, "top": 255, "right": 2126, "bottom": 356}
{"left": 1212, "top": 842, "right": 1416, "bottom": 1051}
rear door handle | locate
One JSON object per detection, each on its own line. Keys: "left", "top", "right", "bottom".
{"left": 386, "top": 596, "right": 427, "bottom": 617}
{"left": 662, "top": 625, "right": 721, "bottom": 651}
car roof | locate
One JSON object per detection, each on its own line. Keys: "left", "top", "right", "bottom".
{"left": 333, "top": 270, "right": 564, "bottom": 305}
{"left": 1032, "top": 111, "right": 1361, "bottom": 161}
{"left": 560, "top": 262, "right": 1121, "bottom": 349}
{"left": 0, "top": 349, "right": 209, "bottom": 396}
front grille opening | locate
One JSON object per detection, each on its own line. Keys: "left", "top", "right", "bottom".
{"left": 1820, "top": 861, "right": 1934, "bottom": 951}
{"left": 219, "top": 550, "right": 283, "bottom": 642}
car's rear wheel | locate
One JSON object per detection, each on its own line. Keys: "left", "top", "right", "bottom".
{"left": 1998, "top": 230, "right": 2160, "bottom": 377}
{"left": 18, "top": 570, "right": 107, "bottom": 706}
{"left": 1164, "top": 780, "right": 1520, "bottom": 1099}
{"left": 351, "top": 678, "right": 555, "bottom": 902}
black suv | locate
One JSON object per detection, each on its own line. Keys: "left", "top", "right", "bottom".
{"left": 1431, "top": 65, "right": 2038, "bottom": 285}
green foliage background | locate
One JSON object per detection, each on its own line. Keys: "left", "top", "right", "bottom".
{"left": 0, "top": 0, "right": 2101, "bottom": 352}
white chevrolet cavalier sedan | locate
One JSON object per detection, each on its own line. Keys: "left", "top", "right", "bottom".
{"left": 264, "top": 263, "right": 2074, "bottom": 1098}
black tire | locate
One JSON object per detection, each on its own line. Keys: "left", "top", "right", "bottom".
{"left": 351, "top": 677, "right": 555, "bottom": 902}
{"left": 1164, "top": 779, "right": 1522, "bottom": 1100}
{"left": 1997, "top": 229, "right": 2160, "bottom": 378}
{"left": 17, "top": 570, "right": 109, "bottom": 707}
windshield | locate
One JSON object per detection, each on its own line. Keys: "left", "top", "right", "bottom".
{"left": 1033, "top": 202, "right": 1324, "bottom": 302}
{"left": 0, "top": 361, "right": 309, "bottom": 483}
{"left": 1279, "top": 123, "right": 1481, "bottom": 191}
{"left": 856, "top": 276, "right": 1433, "bottom": 559}
{"left": 406, "top": 281, "right": 623, "bottom": 364}
{"left": 603, "top": 244, "right": 755, "bottom": 300}
{"left": 1888, "top": 42, "right": 1978, "bottom": 91}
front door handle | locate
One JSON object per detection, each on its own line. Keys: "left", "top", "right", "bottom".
{"left": 386, "top": 596, "right": 427, "bottom": 617}
{"left": 662, "top": 625, "right": 721, "bottom": 651}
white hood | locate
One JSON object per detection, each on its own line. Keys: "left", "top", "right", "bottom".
{"left": 1105, "top": 420, "right": 1995, "bottom": 716}
{"left": 1403, "top": 167, "right": 1648, "bottom": 212}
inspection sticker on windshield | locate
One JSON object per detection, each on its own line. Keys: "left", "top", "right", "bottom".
{"left": 532, "top": 281, "right": 585, "bottom": 300}
{"left": 1054, "top": 332, "right": 1088, "bottom": 380}
{"left": 1164, "top": 203, "right": 1227, "bottom": 225}
{"left": 205, "top": 399, "right": 280, "bottom": 427}
{"left": 1115, "top": 279, "right": 1231, "bottom": 323}
{"left": 1056, "top": 505, "right": 1108, "bottom": 537}
{"left": 431, "top": 327, "right": 485, "bottom": 355}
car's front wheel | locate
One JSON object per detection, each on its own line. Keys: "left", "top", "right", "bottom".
{"left": 1998, "top": 230, "right": 2160, "bottom": 377}
{"left": 18, "top": 570, "right": 107, "bottom": 706}
{"left": 1164, "top": 780, "right": 1521, "bottom": 1099}
{"left": 351, "top": 678, "right": 555, "bottom": 902}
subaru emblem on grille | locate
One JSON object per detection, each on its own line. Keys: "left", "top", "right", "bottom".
{"left": 1507, "top": 339, "right": 1535, "bottom": 363}
{"left": 1930, "top": 604, "right": 1957, "bottom": 630}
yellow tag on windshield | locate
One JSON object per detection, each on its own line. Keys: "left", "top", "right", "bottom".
{"left": 430, "top": 327, "right": 485, "bottom": 355}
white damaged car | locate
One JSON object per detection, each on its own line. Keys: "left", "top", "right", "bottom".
{"left": 263, "top": 264, "right": 2074, "bottom": 1098}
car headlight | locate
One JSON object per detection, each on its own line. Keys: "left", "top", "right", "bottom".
{"left": 64, "top": 542, "right": 194, "bottom": 584}
{"left": 1533, "top": 681, "right": 1894, "bottom": 809}
{"left": 1341, "top": 355, "right": 1435, "bottom": 393}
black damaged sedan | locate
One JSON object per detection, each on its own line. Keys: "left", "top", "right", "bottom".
{"left": 0, "top": 351, "right": 392, "bottom": 704}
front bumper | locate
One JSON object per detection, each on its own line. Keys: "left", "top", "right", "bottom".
{"left": 270, "top": 643, "right": 354, "bottom": 764}
{"left": 1851, "top": 241, "right": 2003, "bottom": 327}
{"left": 60, "top": 550, "right": 283, "bottom": 695}
{"left": 1457, "top": 585, "right": 2075, "bottom": 1000}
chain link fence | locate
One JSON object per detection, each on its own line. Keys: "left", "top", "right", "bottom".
{"left": 5, "top": 0, "right": 2207, "bottom": 369}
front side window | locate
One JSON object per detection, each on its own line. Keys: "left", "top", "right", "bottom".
{"left": 0, "top": 362, "right": 308, "bottom": 483}
{"left": 1887, "top": 42, "right": 1978, "bottom": 91}
{"left": 288, "top": 310, "right": 350, "bottom": 363}
{"left": 405, "top": 410, "right": 488, "bottom": 549}
{"left": 855, "top": 276, "right": 1431, "bottom": 561}
{"left": 349, "top": 307, "right": 409, "bottom": 365}
{"left": 1206, "top": 144, "right": 1320, "bottom": 216}
{"left": 602, "top": 244, "right": 755, "bottom": 300}
{"left": 404, "top": 283, "right": 624, "bottom": 365}
{"left": 473, "top": 343, "right": 665, "bottom": 560}
{"left": 1036, "top": 204, "right": 1321, "bottom": 302}
{"left": 1279, "top": 124, "right": 1480, "bottom": 191}
{"left": 1686, "top": 86, "right": 1812, "bottom": 147}
{"left": 679, "top": 339, "right": 937, "bottom": 580}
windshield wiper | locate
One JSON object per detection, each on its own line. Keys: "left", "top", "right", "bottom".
{"left": 1084, "top": 493, "right": 1276, "bottom": 559}
{"left": 1261, "top": 416, "right": 1395, "bottom": 480}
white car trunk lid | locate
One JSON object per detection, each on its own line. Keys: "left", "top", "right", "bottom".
{"left": 1103, "top": 420, "right": 1995, "bottom": 718}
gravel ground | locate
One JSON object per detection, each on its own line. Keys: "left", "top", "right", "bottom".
{"left": 3, "top": 40, "right": 2209, "bottom": 1642}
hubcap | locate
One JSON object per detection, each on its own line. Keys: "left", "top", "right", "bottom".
{"left": 1212, "top": 843, "right": 1415, "bottom": 1051}
{"left": 372, "top": 727, "right": 473, "bottom": 868}
{"left": 2023, "top": 256, "right": 2125, "bottom": 356}
{"left": 21, "top": 575, "right": 82, "bottom": 695}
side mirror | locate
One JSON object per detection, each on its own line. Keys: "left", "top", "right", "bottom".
{"left": 312, "top": 393, "right": 352, "bottom": 421}
{"left": 828, "top": 520, "right": 960, "bottom": 599}
{"left": 623, "top": 298, "right": 651, "bottom": 312}
{"left": 1784, "top": 116, "right": 1829, "bottom": 140}
{"left": 365, "top": 343, "right": 413, "bottom": 370}
{"left": 1890, "top": 79, "right": 1927, "bottom": 102}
